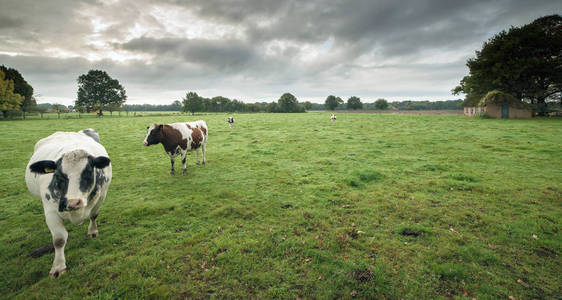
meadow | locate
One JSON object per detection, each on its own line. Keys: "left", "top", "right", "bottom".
{"left": 0, "top": 112, "right": 560, "bottom": 299}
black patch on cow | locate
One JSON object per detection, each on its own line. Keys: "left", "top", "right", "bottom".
{"left": 82, "top": 155, "right": 109, "bottom": 194}
{"left": 58, "top": 197, "right": 68, "bottom": 212}
{"left": 80, "top": 161, "right": 95, "bottom": 193}
{"left": 45, "top": 193, "right": 51, "bottom": 201}
{"left": 88, "top": 169, "right": 106, "bottom": 202}
{"left": 53, "top": 238, "right": 65, "bottom": 248}
{"left": 45, "top": 159, "right": 69, "bottom": 212}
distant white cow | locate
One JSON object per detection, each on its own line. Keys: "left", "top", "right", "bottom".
{"left": 228, "top": 116, "right": 234, "bottom": 129}
{"left": 330, "top": 114, "right": 337, "bottom": 122}
{"left": 25, "top": 129, "right": 112, "bottom": 277}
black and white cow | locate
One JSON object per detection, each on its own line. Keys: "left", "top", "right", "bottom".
{"left": 25, "top": 129, "right": 112, "bottom": 277}
{"left": 143, "top": 120, "right": 208, "bottom": 175}
{"left": 227, "top": 116, "right": 234, "bottom": 129}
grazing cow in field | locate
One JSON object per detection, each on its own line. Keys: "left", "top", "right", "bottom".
{"left": 143, "top": 120, "right": 208, "bottom": 175}
{"left": 330, "top": 114, "right": 337, "bottom": 122}
{"left": 228, "top": 116, "right": 234, "bottom": 129}
{"left": 25, "top": 129, "right": 112, "bottom": 277}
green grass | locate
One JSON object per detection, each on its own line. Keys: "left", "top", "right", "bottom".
{"left": 0, "top": 113, "right": 560, "bottom": 299}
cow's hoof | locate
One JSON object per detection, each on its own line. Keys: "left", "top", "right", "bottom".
{"left": 49, "top": 267, "right": 67, "bottom": 278}
{"left": 202, "top": 161, "right": 206, "bottom": 165}
{"left": 170, "top": 170, "right": 175, "bottom": 175}
{"left": 88, "top": 231, "right": 98, "bottom": 238}
{"left": 183, "top": 169, "right": 187, "bottom": 174}
{"left": 195, "top": 161, "right": 200, "bottom": 165}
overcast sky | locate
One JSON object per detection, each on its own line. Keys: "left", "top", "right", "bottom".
{"left": 0, "top": 0, "right": 560, "bottom": 105}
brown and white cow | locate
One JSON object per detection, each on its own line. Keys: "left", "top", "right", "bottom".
{"left": 143, "top": 120, "right": 208, "bottom": 174}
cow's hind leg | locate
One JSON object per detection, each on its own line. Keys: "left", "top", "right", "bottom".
{"left": 195, "top": 149, "right": 201, "bottom": 165}
{"left": 45, "top": 212, "right": 68, "bottom": 277}
{"left": 88, "top": 191, "right": 106, "bottom": 237}
{"left": 202, "top": 143, "right": 206, "bottom": 165}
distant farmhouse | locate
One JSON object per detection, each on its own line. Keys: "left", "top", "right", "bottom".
{"left": 464, "top": 90, "right": 532, "bottom": 118}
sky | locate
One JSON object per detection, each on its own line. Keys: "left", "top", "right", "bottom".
{"left": 0, "top": 0, "right": 560, "bottom": 105}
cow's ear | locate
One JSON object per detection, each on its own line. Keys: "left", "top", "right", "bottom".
{"left": 92, "top": 156, "right": 110, "bottom": 169}
{"left": 158, "top": 124, "right": 163, "bottom": 130}
{"left": 29, "top": 160, "right": 57, "bottom": 174}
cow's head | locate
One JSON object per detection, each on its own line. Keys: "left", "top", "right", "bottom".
{"left": 29, "top": 150, "right": 110, "bottom": 212}
{"left": 143, "top": 124, "right": 163, "bottom": 146}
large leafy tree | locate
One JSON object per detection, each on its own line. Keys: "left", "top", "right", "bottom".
{"left": 76, "top": 70, "right": 127, "bottom": 116}
{"left": 182, "top": 91, "right": 203, "bottom": 115}
{"left": 453, "top": 15, "right": 562, "bottom": 115}
{"left": 278, "top": 92, "right": 301, "bottom": 112}
{"left": 0, "top": 65, "right": 34, "bottom": 119}
{"left": 324, "top": 95, "right": 343, "bottom": 110}
{"left": 346, "top": 96, "right": 362, "bottom": 110}
{"left": 374, "top": 98, "right": 389, "bottom": 110}
{"left": 0, "top": 69, "right": 24, "bottom": 118}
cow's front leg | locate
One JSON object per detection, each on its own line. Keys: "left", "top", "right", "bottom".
{"left": 182, "top": 152, "right": 187, "bottom": 174}
{"left": 169, "top": 153, "right": 176, "bottom": 175}
{"left": 88, "top": 213, "right": 99, "bottom": 238}
{"left": 45, "top": 212, "right": 68, "bottom": 277}
{"left": 201, "top": 143, "right": 207, "bottom": 165}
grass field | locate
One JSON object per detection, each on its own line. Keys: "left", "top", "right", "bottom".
{"left": 0, "top": 113, "right": 560, "bottom": 299}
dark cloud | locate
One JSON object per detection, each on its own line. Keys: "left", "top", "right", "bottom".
{"left": 0, "top": 0, "right": 560, "bottom": 104}
{"left": 121, "top": 37, "right": 259, "bottom": 71}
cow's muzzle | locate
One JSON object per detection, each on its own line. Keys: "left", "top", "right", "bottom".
{"left": 67, "top": 199, "right": 84, "bottom": 210}
{"left": 143, "top": 141, "right": 148, "bottom": 146}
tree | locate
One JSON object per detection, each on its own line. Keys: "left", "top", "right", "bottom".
{"left": 303, "top": 101, "right": 313, "bottom": 111}
{"left": 324, "top": 95, "right": 343, "bottom": 110}
{"left": 1, "top": 65, "right": 34, "bottom": 119}
{"left": 453, "top": 15, "right": 562, "bottom": 115}
{"left": 34, "top": 105, "right": 48, "bottom": 118}
{"left": 347, "top": 96, "right": 363, "bottom": 110}
{"left": 107, "top": 102, "right": 122, "bottom": 116}
{"left": 0, "top": 69, "right": 24, "bottom": 118}
{"left": 278, "top": 92, "right": 300, "bottom": 112}
{"left": 75, "top": 104, "right": 86, "bottom": 118}
{"left": 76, "top": 70, "right": 127, "bottom": 116}
{"left": 52, "top": 103, "right": 64, "bottom": 119}
{"left": 265, "top": 102, "right": 278, "bottom": 113}
{"left": 374, "top": 98, "right": 389, "bottom": 110}
{"left": 171, "top": 100, "right": 182, "bottom": 111}
{"left": 182, "top": 91, "right": 203, "bottom": 115}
